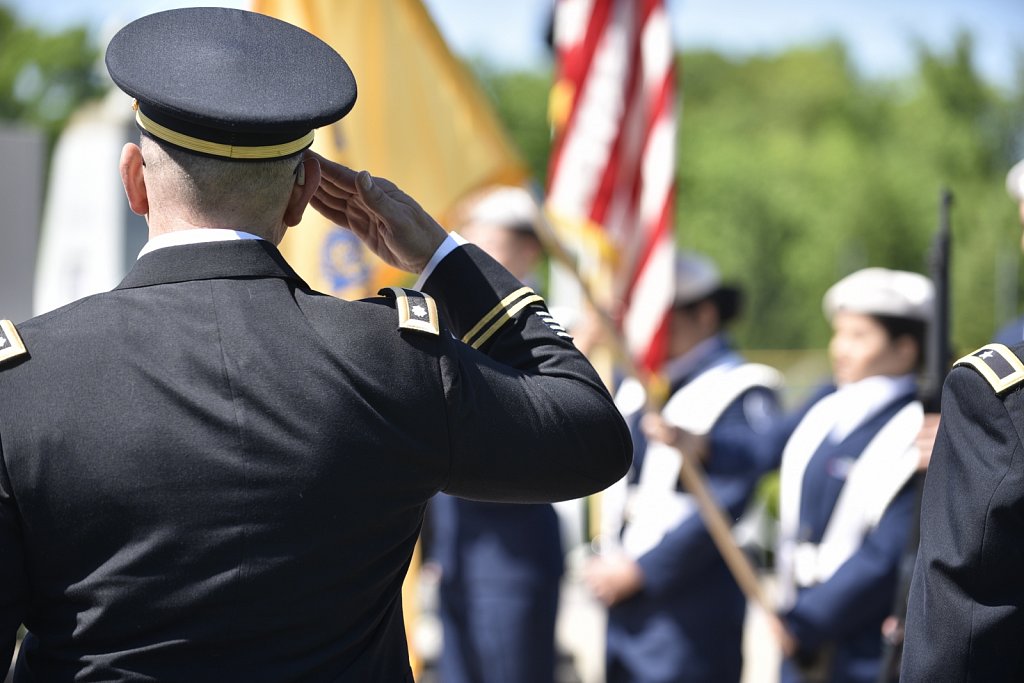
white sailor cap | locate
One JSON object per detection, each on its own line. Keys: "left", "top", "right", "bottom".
{"left": 673, "top": 251, "right": 722, "bottom": 306}
{"left": 460, "top": 186, "right": 540, "bottom": 234}
{"left": 1007, "top": 159, "right": 1024, "bottom": 202}
{"left": 823, "top": 267, "right": 934, "bottom": 323}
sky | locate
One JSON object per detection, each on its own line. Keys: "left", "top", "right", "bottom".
{"left": 3, "top": 0, "right": 1023, "bottom": 90}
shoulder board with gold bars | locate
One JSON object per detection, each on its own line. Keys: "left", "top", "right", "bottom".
{"left": 378, "top": 287, "right": 439, "bottom": 336}
{"left": 0, "top": 320, "right": 28, "bottom": 367}
{"left": 954, "top": 343, "right": 1024, "bottom": 394}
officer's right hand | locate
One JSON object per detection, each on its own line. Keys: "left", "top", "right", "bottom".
{"left": 308, "top": 152, "right": 447, "bottom": 274}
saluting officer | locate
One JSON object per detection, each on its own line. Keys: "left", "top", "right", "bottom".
{"left": 0, "top": 8, "right": 631, "bottom": 682}
{"left": 901, "top": 159, "right": 1024, "bottom": 681}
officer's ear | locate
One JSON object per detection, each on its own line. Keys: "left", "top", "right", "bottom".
{"left": 283, "top": 156, "right": 321, "bottom": 227}
{"left": 119, "top": 143, "right": 149, "bottom": 217}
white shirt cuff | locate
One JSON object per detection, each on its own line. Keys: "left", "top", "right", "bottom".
{"left": 413, "top": 232, "right": 467, "bottom": 290}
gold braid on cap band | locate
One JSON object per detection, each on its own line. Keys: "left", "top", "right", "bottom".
{"left": 133, "top": 101, "right": 314, "bottom": 160}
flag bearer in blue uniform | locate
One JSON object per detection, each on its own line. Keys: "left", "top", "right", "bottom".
{"left": 585, "top": 252, "right": 782, "bottom": 683}
{"left": 428, "top": 187, "right": 566, "bottom": 683}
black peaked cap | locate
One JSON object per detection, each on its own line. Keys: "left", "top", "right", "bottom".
{"left": 105, "top": 7, "right": 357, "bottom": 160}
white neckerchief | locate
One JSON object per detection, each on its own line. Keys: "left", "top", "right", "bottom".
{"left": 138, "top": 228, "right": 264, "bottom": 259}
{"left": 828, "top": 374, "right": 916, "bottom": 443}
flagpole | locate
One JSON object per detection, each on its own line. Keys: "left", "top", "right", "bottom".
{"left": 531, "top": 202, "right": 772, "bottom": 614}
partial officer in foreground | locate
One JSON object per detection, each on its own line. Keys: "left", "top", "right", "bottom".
{"left": 0, "top": 8, "right": 631, "bottom": 682}
{"left": 901, "top": 160, "right": 1024, "bottom": 681}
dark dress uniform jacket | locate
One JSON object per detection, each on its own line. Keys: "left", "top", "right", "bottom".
{"left": 0, "top": 239, "right": 632, "bottom": 682}
{"left": 902, "top": 344, "right": 1024, "bottom": 681}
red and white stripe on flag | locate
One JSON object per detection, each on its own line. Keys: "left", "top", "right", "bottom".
{"left": 546, "top": 0, "right": 677, "bottom": 375}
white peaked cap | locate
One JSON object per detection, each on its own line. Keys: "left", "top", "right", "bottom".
{"left": 1007, "top": 159, "right": 1024, "bottom": 202}
{"left": 823, "top": 267, "right": 934, "bottom": 323}
{"left": 673, "top": 251, "right": 723, "bottom": 306}
{"left": 461, "top": 186, "right": 540, "bottom": 233}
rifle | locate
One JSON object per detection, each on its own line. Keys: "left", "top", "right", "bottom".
{"left": 876, "top": 187, "right": 953, "bottom": 683}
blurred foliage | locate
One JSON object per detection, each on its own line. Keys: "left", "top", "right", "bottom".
{"left": 478, "top": 33, "right": 1024, "bottom": 354}
{"left": 3, "top": 3, "right": 1022, "bottom": 357}
{"left": 0, "top": 4, "right": 103, "bottom": 145}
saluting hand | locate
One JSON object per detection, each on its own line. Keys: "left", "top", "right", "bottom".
{"left": 308, "top": 152, "right": 447, "bottom": 274}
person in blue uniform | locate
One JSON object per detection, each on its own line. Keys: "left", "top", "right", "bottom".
{"left": 584, "top": 252, "right": 782, "bottom": 683}
{"left": 992, "top": 158, "right": 1024, "bottom": 346}
{"left": 764, "top": 268, "right": 933, "bottom": 683}
{"left": 900, "top": 160, "right": 1024, "bottom": 681}
{"left": 644, "top": 267, "right": 936, "bottom": 683}
{"left": 428, "top": 187, "right": 565, "bottom": 683}
{"left": 0, "top": 9, "right": 633, "bottom": 682}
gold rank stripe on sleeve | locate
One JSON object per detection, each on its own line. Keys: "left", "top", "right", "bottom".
{"left": 462, "top": 287, "right": 545, "bottom": 350}
{"left": 0, "top": 319, "right": 27, "bottom": 365}
{"left": 954, "top": 343, "right": 1024, "bottom": 394}
{"left": 382, "top": 287, "right": 440, "bottom": 336}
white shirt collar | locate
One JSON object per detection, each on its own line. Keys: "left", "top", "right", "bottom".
{"left": 138, "top": 228, "right": 265, "bottom": 259}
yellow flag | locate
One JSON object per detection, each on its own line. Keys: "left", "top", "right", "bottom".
{"left": 252, "top": 0, "right": 528, "bottom": 298}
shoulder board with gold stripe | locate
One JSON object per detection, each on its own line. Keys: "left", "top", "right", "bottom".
{"left": 378, "top": 287, "right": 439, "bottom": 336}
{"left": 0, "top": 319, "right": 28, "bottom": 366}
{"left": 461, "top": 286, "right": 544, "bottom": 350}
{"left": 954, "top": 343, "right": 1024, "bottom": 394}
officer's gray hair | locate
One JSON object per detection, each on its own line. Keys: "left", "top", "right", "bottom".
{"left": 140, "top": 135, "right": 299, "bottom": 234}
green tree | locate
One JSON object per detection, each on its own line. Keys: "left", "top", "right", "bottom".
{"left": 668, "top": 37, "right": 1022, "bottom": 352}
{"left": 471, "top": 36, "right": 1024, "bottom": 357}
{"left": 0, "top": 4, "right": 104, "bottom": 144}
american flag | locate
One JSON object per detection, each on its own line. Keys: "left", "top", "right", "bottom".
{"left": 546, "top": 0, "right": 678, "bottom": 375}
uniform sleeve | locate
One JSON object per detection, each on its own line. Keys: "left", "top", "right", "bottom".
{"left": 636, "top": 475, "right": 754, "bottom": 598}
{"left": 782, "top": 479, "right": 916, "bottom": 650}
{"left": 0, "top": 438, "right": 27, "bottom": 670}
{"left": 635, "top": 394, "right": 766, "bottom": 597}
{"left": 901, "top": 367, "right": 1024, "bottom": 680}
{"left": 420, "top": 244, "right": 633, "bottom": 503}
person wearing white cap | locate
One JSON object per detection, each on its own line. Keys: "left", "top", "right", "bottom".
{"left": 427, "top": 186, "right": 565, "bottom": 683}
{"left": 644, "top": 266, "right": 934, "bottom": 683}
{"left": 768, "top": 268, "right": 933, "bottom": 683}
{"left": 585, "top": 251, "right": 783, "bottom": 683}
{"left": 901, "top": 160, "right": 1024, "bottom": 681}
{"left": 991, "top": 158, "right": 1024, "bottom": 345}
